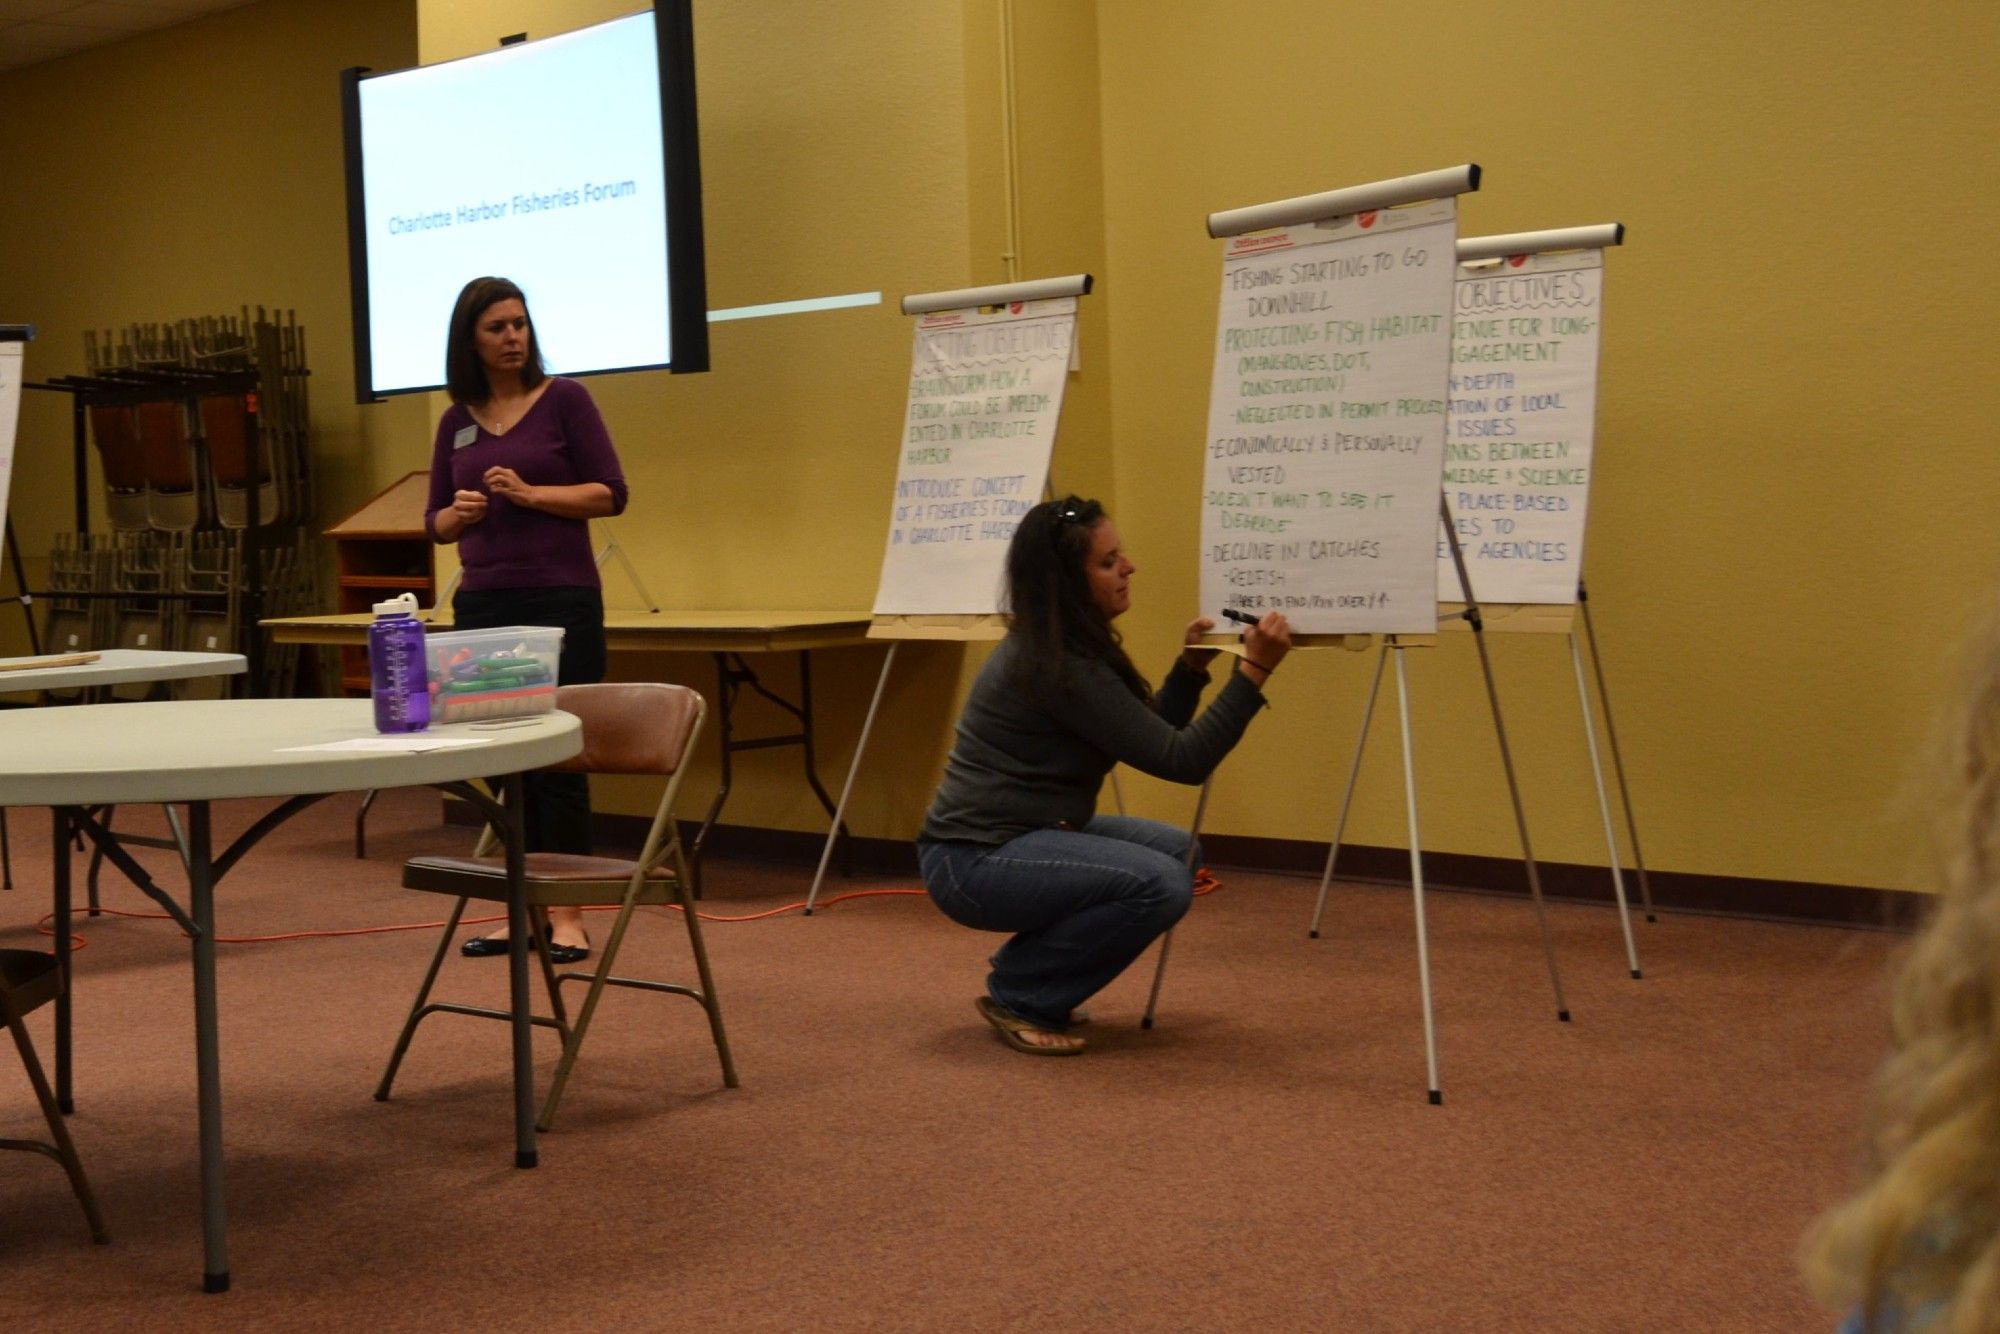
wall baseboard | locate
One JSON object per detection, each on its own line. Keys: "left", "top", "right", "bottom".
{"left": 443, "top": 800, "right": 1925, "bottom": 931}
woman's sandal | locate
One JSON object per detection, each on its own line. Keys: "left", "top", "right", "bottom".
{"left": 976, "top": 996, "right": 1085, "bottom": 1056}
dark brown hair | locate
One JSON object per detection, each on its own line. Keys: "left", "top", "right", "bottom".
{"left": 1003, "top": 495, "right": 1150, "bottom": 705}
{"left": 443, "top": 276, "right": 547, "bottom": 405}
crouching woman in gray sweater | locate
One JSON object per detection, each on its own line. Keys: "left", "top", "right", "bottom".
{"left": 917, "top": 495, "right": 1291, "bottom": 1055}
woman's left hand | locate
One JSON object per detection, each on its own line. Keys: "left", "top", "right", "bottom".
{"left": 482, "top": 465, "right": 538, "bottom": 509}
{"left": 1181, "top": 617, "right": 1218, "bottom": 671}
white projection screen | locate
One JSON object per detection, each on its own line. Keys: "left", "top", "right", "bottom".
{"left": 340, "top": 2, "right": 708, "bottom": 401}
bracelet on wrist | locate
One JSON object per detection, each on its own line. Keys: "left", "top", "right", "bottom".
{"left": 1244, "top": 657, "right": 1276, "bottom": 675}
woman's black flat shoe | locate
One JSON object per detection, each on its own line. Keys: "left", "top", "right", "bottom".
{"left": 462, "top": 933, "right": 589, "bottom": 963}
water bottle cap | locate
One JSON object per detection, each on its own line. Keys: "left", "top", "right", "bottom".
{"left": 373, "top": 592, "right": 420, "bottom": 617}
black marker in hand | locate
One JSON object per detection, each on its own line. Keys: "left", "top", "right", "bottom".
{"left": 1221, "top": 607, "right": 1293, "bottom": 684}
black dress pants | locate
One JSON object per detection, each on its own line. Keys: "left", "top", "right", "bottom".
{"left": 452, "top": 585, "right": 607, "bottom": 855}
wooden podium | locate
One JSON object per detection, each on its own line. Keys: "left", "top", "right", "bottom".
{"left": 324, "top": 471, "right": 436, "bottom": 694}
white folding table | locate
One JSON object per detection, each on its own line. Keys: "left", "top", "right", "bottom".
{"left": 0, "top": 697, "right": 580, "bottom": 1292}
{"left": 0, "top": 650, "right": 246, "bottom": 892}
{"left": 0, "top": 648, "right": 246, "bottom": 693}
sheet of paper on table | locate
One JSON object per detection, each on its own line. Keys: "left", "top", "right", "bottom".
{"left": 275, "top": 736, "right": 499, "bottom": 754}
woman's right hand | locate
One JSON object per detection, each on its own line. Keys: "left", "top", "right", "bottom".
{"left": 451, "top": 489, "right": 488, "bottom": 526}
{"left": 1240, "top": 611, "right": 1292, "bottom": 685}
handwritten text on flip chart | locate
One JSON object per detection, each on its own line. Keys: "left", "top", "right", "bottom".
{"left": 1437, "top": 251, "right": 1603, "bottom": 604}
{"left": 1198, "top": 200, "right": 1458, "bottom": 634}
{"left": 872, "top": 299, "right": 1075, "bottom": 615}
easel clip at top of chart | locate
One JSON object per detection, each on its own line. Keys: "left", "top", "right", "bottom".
{"left": 1198, "top": 167, "right": 1477, "bottom": 639}
{"left": 1438, "top": 223, "right": 1625, "bottom": 613}
{"left": 1207, "top": 164, "right": 1480, "bottom": 238}
{"left": 900, "top": 273, "right": 1092, "bottom": 315}
{"left": 869, "top": 276, "right": 1092, "bottom": 633}
{"left": 1456, "top": 223, "right": 1623, "bottom": 266}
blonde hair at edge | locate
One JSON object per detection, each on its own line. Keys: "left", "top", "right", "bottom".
{"left": 1802, "top": 611, "right": 2000, "bottom": 1330}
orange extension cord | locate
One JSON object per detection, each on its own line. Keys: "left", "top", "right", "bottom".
{"left": 33, "top": 868, "right": 1222, "bottom": 952}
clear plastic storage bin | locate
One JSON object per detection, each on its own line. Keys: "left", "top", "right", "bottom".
{"left": 424, "top": 625, "right": 564, "bottom": 723}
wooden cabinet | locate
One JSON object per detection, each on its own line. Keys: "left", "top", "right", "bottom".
{"left": 326, "top": 471, "right": 436, "bottom": 693}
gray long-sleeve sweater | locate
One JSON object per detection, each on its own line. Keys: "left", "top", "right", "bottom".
{"left": 920, "top": 634, "right": 1268, "bottom": 846}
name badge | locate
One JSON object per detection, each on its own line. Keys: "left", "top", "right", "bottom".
{"left": 452, "top": 424, "right": 479, "bottom": 450}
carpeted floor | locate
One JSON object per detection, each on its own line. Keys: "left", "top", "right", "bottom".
{"left": 0, "top": 789, "right": 1897, "bottom": 1330}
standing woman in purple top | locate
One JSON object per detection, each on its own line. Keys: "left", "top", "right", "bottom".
{"left": 425, "top": 276, "right": 628, "bottom": 964}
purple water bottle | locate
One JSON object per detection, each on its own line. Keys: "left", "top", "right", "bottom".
{"left": 368, "top": 593, "right": 430, "bottom": 733}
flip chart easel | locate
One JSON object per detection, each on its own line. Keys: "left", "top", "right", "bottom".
{"left": 0, "top": 325, "right": 31, "bottom": 895}
{"left": 0, "top": 327, "right": 30, "bottom": 653}
{"left": 1146, "top": 165, "right": 1579, "bottom": 1104}
{"left": 1306, "top": 225, "right": 1651, "bottom": 980}
{"left": 804, "top": 274, "right": 1092, "bottom": 913}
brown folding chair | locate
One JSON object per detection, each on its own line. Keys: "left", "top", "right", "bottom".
{"left": 0, "top": 950, "right": 108, "bottom": 1243}
{"left": 375, "top": 683, "right": 736, "bottom": 1130}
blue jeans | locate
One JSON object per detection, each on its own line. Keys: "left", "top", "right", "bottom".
{"left": 918, "top": 816, "right": 1198, "bottom": 1030}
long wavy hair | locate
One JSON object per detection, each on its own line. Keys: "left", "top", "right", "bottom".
{"left": 1002, "top": 496, "right": 1150, "bottom": 705}
{"left": 444, "top": 275, "right": 547, "bottom": 406}
{"left": 1802, "top": 609, "right": 2000, "bottom": 1331}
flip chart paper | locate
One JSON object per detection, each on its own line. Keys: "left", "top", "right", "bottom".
{"left": 1438, "top": 250, "right": 1604, "bottom": 604}
{"left": 0, "top": 343, "right": 21, "bottom": 537}
{"left": 1199, "top": 199, "right": 1458, "bottom": 634}
{"left": 871, "top": 298, "right": 1075, "bottom": 615}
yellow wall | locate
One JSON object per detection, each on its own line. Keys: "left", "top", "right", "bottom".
{"left": 1090, "top": 0, "right": 1998, "bottom": 891}
{"left": 3, "top": 0, "right": 1986, "bottom": 894}
{"left": 414, "top": 0, "right": 994, "bottom": 833}
{"left": 0, "top": 0, "right": 425, "bottom": 657}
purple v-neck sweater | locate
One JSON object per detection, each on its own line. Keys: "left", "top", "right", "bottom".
{"left": 424, "top": 377, "right": 629, "bottom": 592}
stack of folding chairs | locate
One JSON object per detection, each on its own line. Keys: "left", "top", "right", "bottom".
{"left": 81, "top": 308, "right": 312, "bottom": 533}
{"left": 36, "top": 309, "right": 320, "bottom": 700}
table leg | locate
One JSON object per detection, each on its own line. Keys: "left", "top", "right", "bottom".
{"left": 690, "top": 651, "right": 853, "bottom": 890}
{"left": 795, "top": 653, "right": 831, "bottom": 816}
{"left": 688, "top": 652, "right": 739, "bottom": 892}
{"left": 53, "top": 807, "right": 73, "bottom": 1114}
{"left": 502, "top": 773, "right": 537, "bottom": 1170}
{"left": 187, "top": 801, "right": 231, "bottom": 1292}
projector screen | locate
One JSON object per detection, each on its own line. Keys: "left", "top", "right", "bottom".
{"left": 340, "top": 2, "right": 707, "bottom": 401}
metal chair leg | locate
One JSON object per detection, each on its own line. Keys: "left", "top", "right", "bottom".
{"left": 537, "top": 898, "right": 645, "bottom": 1132}
{"left": 374, "top": 897, "right": 469, "bottom": 1101}
{"left": 6, "top": 1011, "right": 108, "bottom": 1243}
{"left": 674, "top": 849, "right": 737, "bottom": 1089}
{"left": 529, "top": 907, "right": 573, "bottom": 1040}
{"left": 85, "top": 805, "right": 108, "bottom": 916}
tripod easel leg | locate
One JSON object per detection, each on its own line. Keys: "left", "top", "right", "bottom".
{"left": 594, "top": 529, "right": 662, "bottom": 613}
{"left": 1579, "top": 584, "right": 1656, "bottom": 922}
{"left": 1439, "top": 495, "right": 1571, "bottom": 1022}
{"left": 1309, "top": 643, "right": 1388, "bottom": 938}
{"left": 1140, "top": 775, "right": 1213, "bottom": 1030}
{"left": 1391, "top": 649, "right": 1442, "bottom": 1105}
{"left": 805, "top": 641, "right": 899, "bottom": 915}
{"left": 1570, "top": 632, "right": 1641, "bottom": 978}
{"left": 1466, "top": 623, "right": 1573, "bottom": 1020}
